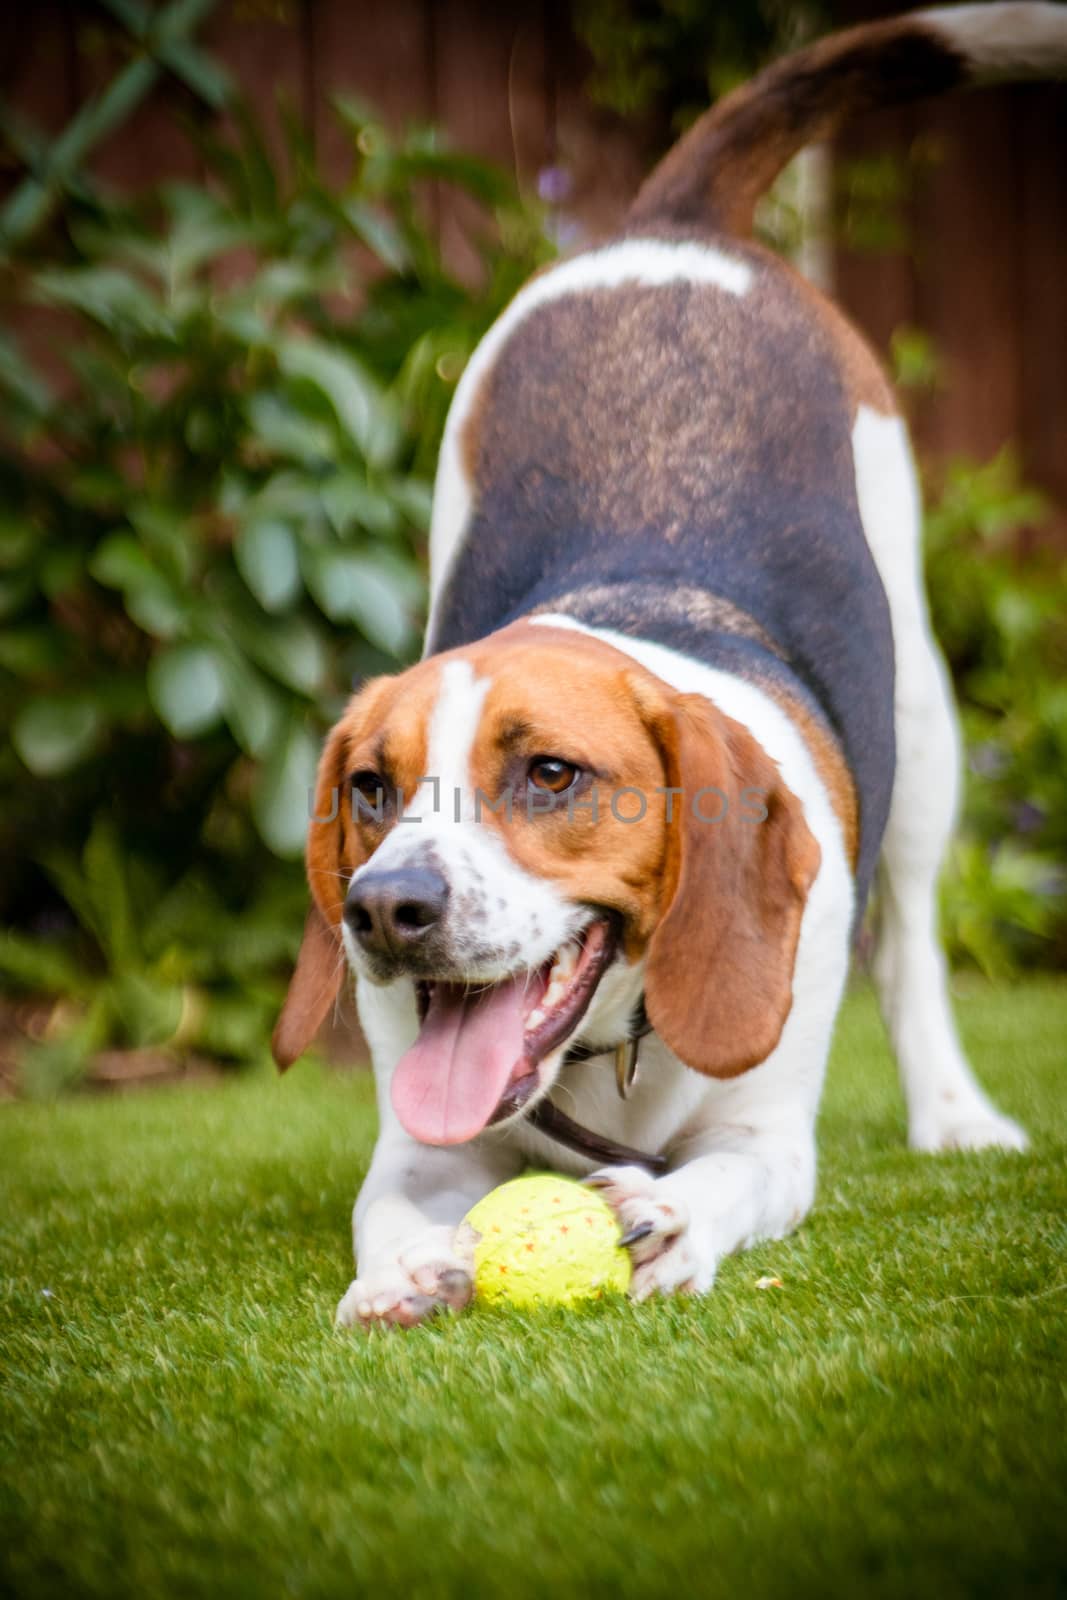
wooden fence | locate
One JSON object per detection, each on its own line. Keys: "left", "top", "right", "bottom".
{"left": 3, "top": 0, "right": 1065, "bottom": 528}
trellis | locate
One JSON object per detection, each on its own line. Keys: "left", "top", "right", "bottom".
{"left": 0, "top": 0, "right": 229, "bottom": 252}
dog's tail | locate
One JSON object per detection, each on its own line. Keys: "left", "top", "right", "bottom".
{"left": 627, "top": 3, "right": 1067, "bottom": 236}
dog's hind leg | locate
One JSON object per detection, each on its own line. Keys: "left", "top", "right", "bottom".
{"left": 853, "top": 405, "right": 1028, "bottom": 1153}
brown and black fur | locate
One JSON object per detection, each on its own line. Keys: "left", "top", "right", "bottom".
{"left": 428, "top": 235, "right": 894, "bottom": 915}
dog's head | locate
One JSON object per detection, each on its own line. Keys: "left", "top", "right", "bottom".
{"left": 273, "top": 622, "right": 819, "bottom": 1144}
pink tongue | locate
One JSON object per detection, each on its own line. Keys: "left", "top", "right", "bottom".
{"left": 391, "top": 976, "right": 531, "bottom": 1145}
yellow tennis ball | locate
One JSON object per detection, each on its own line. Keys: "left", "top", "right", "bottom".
{"left": 462, "top": 1173, "right": 631, "bottom": 1307}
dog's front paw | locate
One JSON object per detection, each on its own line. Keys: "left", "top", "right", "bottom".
{"left": 586, "top": 1164, "right": 712, "bottom": 1301}
{"left": 335, "top": 1226, "right": 473, "bottom": 1331}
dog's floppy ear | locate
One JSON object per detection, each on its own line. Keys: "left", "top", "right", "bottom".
{"left": 272, "top": 721, "right": 352, "bottom": 1071}
{"left": 644, "top": 693, "right": 821, "bottom": 1078}
{"left": 272, "top": 905, "right": 344, "bottom": 1070}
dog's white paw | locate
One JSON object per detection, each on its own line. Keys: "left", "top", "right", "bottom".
{"left": 335, "top": 1225, "right": 473, "bottom": 1331}
{"left": 586, "top": 1164, "right": 713, "bottom": 1301}
{"left": 910, "top": 1101, "right": 1029, "bottom": 1155}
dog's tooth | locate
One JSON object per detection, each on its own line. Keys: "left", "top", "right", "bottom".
{"left": 557, "top": 944, "right": 577, "bottom": 978}
{"left": 527, "top": 1008, "right": 545, "bottom": 1028}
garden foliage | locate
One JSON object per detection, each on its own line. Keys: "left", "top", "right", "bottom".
{"left": 0, "top": 87, "right": 1061, "bottom": 1092}
{"left": 0, "top": 100, "right": 549, "bottom": 1088}
{"left": 925, "top": 452, "right": 1067, "bottom": 975}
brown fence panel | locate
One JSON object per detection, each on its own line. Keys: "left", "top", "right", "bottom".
{"left": 2, "top": 0, "right": 1064, "bottom": 525}
{"left": 307, "top": 0, "right": 436, "bottom": 184}
{"left": 1019, "top": 84, "right": 1067, "bottom": 514}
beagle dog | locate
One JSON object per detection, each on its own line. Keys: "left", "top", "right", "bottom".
{"left": 275, "top": 4, "right": 1065, "bottom": 1329}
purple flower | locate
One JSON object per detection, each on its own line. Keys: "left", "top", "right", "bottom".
{"left": 1012, "top": 801, "right": 1045, "bottom": 836}
{"left": 537, "top": 165, "right": 573, "bottom": 206}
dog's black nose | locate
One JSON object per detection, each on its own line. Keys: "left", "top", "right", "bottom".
{"left": 344, "top": 867, "right": 449, "bottom": 955}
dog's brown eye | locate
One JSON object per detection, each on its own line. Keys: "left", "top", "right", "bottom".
{"left": 351, "top": 769, "right": 386, "bottom": 817}
{"left": 528, "top": 757, "right": 580, "bottom": 795}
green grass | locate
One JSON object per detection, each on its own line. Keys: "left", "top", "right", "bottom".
{"left": 2, "top": 979, "right": 1065, "bottom": 1600}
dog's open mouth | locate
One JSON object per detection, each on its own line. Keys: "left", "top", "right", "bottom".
{"left": 390, "top": 917, "right": 616, "bottom": 1146}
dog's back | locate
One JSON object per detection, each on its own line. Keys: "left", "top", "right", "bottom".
{"left": 427, "top": 238, "right": 894, "bottom": 907}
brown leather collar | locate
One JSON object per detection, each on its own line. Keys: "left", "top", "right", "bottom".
{"left": 524, "top": 1007, "right": 667, "bottom": 1175}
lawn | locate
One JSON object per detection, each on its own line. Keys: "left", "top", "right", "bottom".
{"left": 1, "top": 978, "right": 1065, "bottom": 1600}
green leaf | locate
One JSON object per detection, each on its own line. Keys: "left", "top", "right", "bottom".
{"left": 91, "top": 534, "right": 189, "bottom": 639}
{"left": 142, "top": 870, "right": 226, "bottom": 965}
{"left": 245, "top": 394, "right": 335, "bottom": 464}
{"left": 83, "top": 816, "right": 139, "bottom": 971}
{"left": 276, "top": 338, "right": 398, "bottom": 465}
{"left": 110, "top": 971, "right": 182, "bottom": 1047}
{"left": 216, "top": 649, "right": 283, "bottom": 758}
{"left": 0, "top": 930, "right": 86, "bottom": 996}
{"left": 341, "top": 198, "right": 410, "bottom": 273}
{"left": 992, "top": 589, "right": 1042, "bottom": 649}
{"left": 234, "top": 519, "right": 301, "bottom": 613}
{"left": 215, "top": 304, "right": 273, "bottom": 345}
{"left": 38, "top": 849, "right": 104, "bottom": 949}
{"left": 248, "top": 259, "right": 347, "bottom": 304}
{"left": 125, "top": 580, "right": 189, "bottom": 639}
{"left": 165, "top": 213, "right": 258, "bottom": 287}
{"left": 253, "top": 715, "right": 320, "bottom": 858}
{"left": 387, "top": 476, "right": 434, "bottom": 532}
{"left": 12, "top": 697, "right": 101, "bottom": 776}
{"left": 303, "top": 547, "right": 416, "bottom": 656}
{"left": 0, "top": 332, "right": 54, "bottom": 421}
{"left": 234, "top": 468, "right": 325, "bottom": 524}
{"left": 148, "top": 644, "right": 225, "bottom": 737}
{"left": 320, "top": 473, "right": 400, "bottom": 538}
{"left": 90, "top": 533, "right": 159, "bottom": 591}
{"left": 32, "top": 266, "right": 171, "bottom": 338}
{"left": 128, "top": 502, "right": 194, "bottom": 584}
{"left": 235, "top": 613, "right": 326, "bottom": 696}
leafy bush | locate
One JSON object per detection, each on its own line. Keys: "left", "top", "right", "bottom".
{"left": 0, "top": 99, "right": 550, "bottom": 1090}
{"left": 924, "top": 451, "right": 1067, "bottom": 976}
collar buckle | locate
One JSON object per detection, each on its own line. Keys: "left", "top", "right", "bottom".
{"left": 614, "top": 1034, "right": 640, "bottom": 1100}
